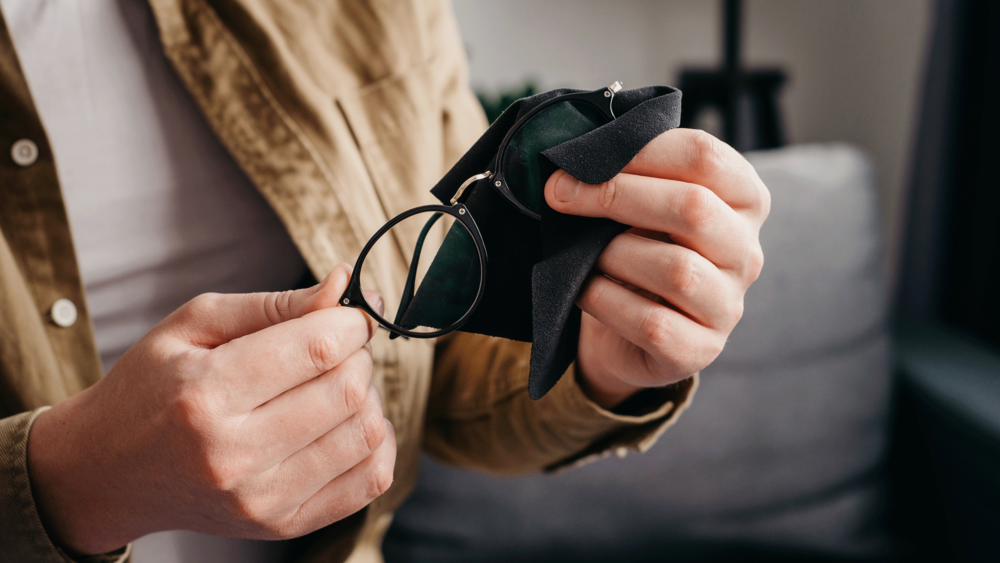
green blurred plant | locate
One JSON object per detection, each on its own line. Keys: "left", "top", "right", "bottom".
{"left": 476, "top": 81, "right": 539, "bottom": 124}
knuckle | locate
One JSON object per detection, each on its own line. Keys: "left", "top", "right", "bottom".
{"left": 179, "top": 412, "right": 248, "bottom": 493}
{"left": 723, "top": 296, "right": 745, "bottom": 329}
{"left": 364, "top": 462, "right": 394, "bottom": 500}
{"left": 741, "top": 176, "right": 769, "bottom": 216}
{"left": 703, "top": 336, "right": 727, "bottom": 366}
{"left": 664, "top": 253, "right": 702, "bottom": 298}
{"left": 172, "top": 383, "right": 217, "bottom": 436}
{"left": 266, "top": 290, "right": 295, "bottom": 324}
{"left": 340, "top": 369, "right": 370, "bottom": 414}
{"left": 357, "top": 345, "right": 374, "bottom": 371}
{"left": 689, "top": 129, "right": 727, "bottom": 177}
{"left": 254, "top": 509, "right": 308, "bottom": 541}
{"left": 173, "top": 293, "right": 217, "bottom": 327}
{"left": 200, "top": 451, "right": 242, "bottom": 493}
{"left": 355, "top": 409, "right": 387, "bottom": 453}
{"left": 186, "top": 292, "right": 224, "bottom": 319}
{"left": 234, "top": 499, "right": 286, "bottom": 538}
{"left": 598, "top": 177, "right": 619, "bottom": 211}
{"left": 679, "top": 187, "right": 718, "bottom": 232}
{"left": 307, "top": 331, "right": 343, "bottom": 373}
{"left": 640, "top": 309, "right": 674, "bottom": 351}
{"left": 578, "top": 276, "right": 610, "bottom": 311}
{"left": 758, "top": 183, "right": 773, "bottom": 219}
{"left": 680, "top": 334, "right": 726, "bottom": 376}
{"left": 745, "top": 244, "right": 765, "bottom": 283}
{"left": 210, "top": 477, "right": 300, "bottom": 540}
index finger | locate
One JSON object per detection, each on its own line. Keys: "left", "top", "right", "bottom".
{"left": 623, "top": 128, "right": 769, "bottom": 216}
{"left": 212, "top": 304, "right": 378, "bottom": 409}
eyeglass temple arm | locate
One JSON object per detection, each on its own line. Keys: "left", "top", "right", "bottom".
{"left": 388, "top": 211, "right": 444, "bottom": 340}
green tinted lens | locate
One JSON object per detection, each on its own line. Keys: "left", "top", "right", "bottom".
{"left": 500, "top": 100, "right": 609, "bottom": 214}
{"left": 363, "top": 211, "right": 481, "bottom": 334}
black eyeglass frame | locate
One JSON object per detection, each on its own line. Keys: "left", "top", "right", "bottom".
{"left": 339, "top": 203, "right": 488, "bottom": 339}
{"left": 340, "top": 81, "right": 623, "bottom": 338}
{"left": 490, "top": 81, "right": 621, "bottom": 220}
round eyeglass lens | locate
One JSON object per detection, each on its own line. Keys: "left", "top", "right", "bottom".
{"left": 500, "top": 100, "right": 610, "bottom": 215}
{"left": 361, "top": 210, "right": 481, "bottom": 335}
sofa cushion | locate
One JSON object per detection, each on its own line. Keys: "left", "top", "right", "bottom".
{"left": 384, "top": 143, "right": 894, "bottom": 562}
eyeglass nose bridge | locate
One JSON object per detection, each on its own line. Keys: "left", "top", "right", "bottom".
{"left": 450, "top": 171, "right": 493, "bottom": 205}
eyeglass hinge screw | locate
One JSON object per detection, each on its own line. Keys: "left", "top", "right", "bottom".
{"left": 459, "top": 208, "right": 466, "bottom": 214}
{"left": 495, "top": 180, "right": 502, "bottom": 187}
{"left": 342, "top": 298, "right": 350, "bottom": 305}
{"left": 604, "top": 91, "right": 611, "bottom": 97}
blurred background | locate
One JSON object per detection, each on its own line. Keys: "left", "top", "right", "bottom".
{"left": 382, "top": 1, "right": 1000, "bottom": 562}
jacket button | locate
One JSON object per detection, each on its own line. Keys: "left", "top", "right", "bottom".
{"left": 11, "top": 139, "right": 38, "bottom": 167}
{"left": 49, "top": 298, "right": 78, "bottom": 328}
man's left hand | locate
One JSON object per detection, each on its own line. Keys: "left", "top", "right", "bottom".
{"left": 544, "top": 128, "right": 770, "bottom": 408}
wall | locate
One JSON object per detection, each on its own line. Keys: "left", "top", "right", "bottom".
{"left": 452, "top": 0, "right": 933, "bottom": 275}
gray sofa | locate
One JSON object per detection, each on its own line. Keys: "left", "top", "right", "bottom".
{"left": 384, "top": 143, "right": 894, "bottom": 562}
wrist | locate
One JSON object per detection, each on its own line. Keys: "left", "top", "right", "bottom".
{"left": 27, "top": 390, "right": 132, "bottom": 555}
{"left": 574, "top": 364, "right": 643, "bottom": 410}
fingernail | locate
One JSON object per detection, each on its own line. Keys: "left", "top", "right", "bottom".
{"left": 555, "top": 173, "right": 580, "bottom": 203}
{"left": 376, "top": 296, "right": 384, "bottom": 317}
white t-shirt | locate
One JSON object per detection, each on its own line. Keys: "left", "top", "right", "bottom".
{"left": 1, "top": 0, "right": 306, "bottom": 560}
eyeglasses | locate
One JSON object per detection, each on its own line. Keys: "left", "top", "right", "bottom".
{"left": 340, "top": 82, "right": 623, "bottom": 338}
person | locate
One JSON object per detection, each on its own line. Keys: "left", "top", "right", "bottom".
{"left": 0, "top": 0, "right": 768, "bottom": 561}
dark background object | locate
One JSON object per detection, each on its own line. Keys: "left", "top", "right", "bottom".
{"left": 888, "top": 324, "right": 1000, "bottom": 562}
{"left": 677, "top": 0, "right": 787, "bottom": 151}
{"left": 890, "top": 0, "right": 1000, "bottom": 561}
{"left": 934, "top": 0, "right": 1000, "bottom": 348}
{"left": 897, "top": 0, "right": 1000, "bottom": 347}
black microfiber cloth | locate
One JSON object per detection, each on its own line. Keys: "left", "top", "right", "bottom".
{"left": 420, "top": 85, "right": 682, "bottom": 399}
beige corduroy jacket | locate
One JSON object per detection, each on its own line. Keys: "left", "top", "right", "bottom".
{"left": 0, "top": 1, "right": 697, "bottom": 561}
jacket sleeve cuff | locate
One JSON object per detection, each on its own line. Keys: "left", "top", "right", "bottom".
{"left": 0, "top": 408, "right": 130, "bottom": 563}
{"left": 543, "top": 365, "right": 699, "bottom": 472}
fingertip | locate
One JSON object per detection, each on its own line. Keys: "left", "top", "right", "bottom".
{"left": 322, "top": 263, "right": 352, "bottom": 285}
{"left": 315, "top": 264, "right": 353, "bottom": 307}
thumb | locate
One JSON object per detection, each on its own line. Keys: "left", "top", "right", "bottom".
{"left": 165, "top": 263, "right": 380, "bottom": 348}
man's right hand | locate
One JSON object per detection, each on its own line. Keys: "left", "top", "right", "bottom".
{"left": 26, "top": 264, "right": 394, "bottom": 555}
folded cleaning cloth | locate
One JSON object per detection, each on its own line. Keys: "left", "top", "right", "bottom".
{"left": 416, "top": 85, "right": 682, "bottom": 399}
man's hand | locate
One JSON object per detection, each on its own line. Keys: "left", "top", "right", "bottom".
{"left": 27, "top": 264, "right": 395, "bottom": 555}
{"left": 545, "top": 129, "right": 770, "bottom": 408}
